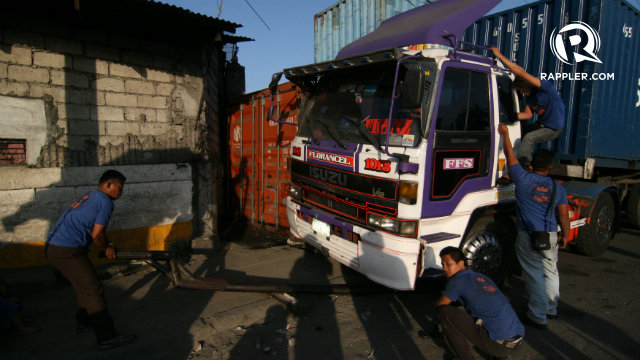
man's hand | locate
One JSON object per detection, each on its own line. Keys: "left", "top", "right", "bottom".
{"left": 558, "top": 234, "right": 568, "bottom": 249}
{"left": 491, "top": 46, "right": 502, "bottom": 58}
{"left": 498, "top": 123, "right": 509, "bottom": 136}
{"left": 105, "top": 245, "right": 117, "bottom": 259}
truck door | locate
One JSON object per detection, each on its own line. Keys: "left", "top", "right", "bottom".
{"left": 422, "top": 64, "right": 494, "bottom": 218}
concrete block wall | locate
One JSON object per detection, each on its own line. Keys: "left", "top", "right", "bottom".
{"left": 0, "top": 12, "right": 213, "bottom": 168}
{"left": 0, "top": 9, "right": 226, "bottom": 268}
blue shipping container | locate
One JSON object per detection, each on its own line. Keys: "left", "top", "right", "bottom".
{"left": 464, "top": 0, "right": 640, "bottom": 169}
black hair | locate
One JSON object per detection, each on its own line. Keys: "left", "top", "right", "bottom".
{"left": 531, "top": 149, "right": 554, "bottom": 171}
{"left": 99, "top": 169, "right": 126, "bottom": 185}
{"left": 514, "top": 77, "right": 534, "bottom": 93}
{"left": 439, "top": 246, "right": 466, "bottom": 264}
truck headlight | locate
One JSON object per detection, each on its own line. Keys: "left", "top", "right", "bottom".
{"left": 289, "top": 184, "right": 301, "bottom": 200}
{"left": 367, "top": 213, "right": 417, "bottom": 236}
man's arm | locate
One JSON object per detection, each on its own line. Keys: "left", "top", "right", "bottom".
{"left": 436, "top": 294, "right": 453, "bottom": 308}
{"left": 91, "top": 224, "right": 116, "bottom": 259}
{"left": 518, "top": 105, "right": 533, "bottom": 120}
{"left": 498, "top": 123, "right": 519, "bottom": 168}
{"left": 556, "top": 203, "right": 570, "bottom": 249}
{"left": 491, "top": 47, "right": 541, "bottom": 88}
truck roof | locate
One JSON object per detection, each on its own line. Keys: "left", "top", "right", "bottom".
{"left": 335, "top": 0, "right": 500, "bottom": 60}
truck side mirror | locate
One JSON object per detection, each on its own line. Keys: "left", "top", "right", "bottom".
{"left": 400, "top": 67, "right": 424, "bottom": 109}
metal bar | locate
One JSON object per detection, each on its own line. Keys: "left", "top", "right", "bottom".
{"left": 276, "top": 90, "right": 281, "bottom": 230}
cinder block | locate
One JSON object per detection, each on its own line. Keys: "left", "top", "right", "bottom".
{"left": 34, "top": 51, "right": 68, "bottom": 68}
{"left": 155, "top": 83, "right": 174, "bottom": 96}
{"left": 124, "top": 107, "right": 157, "bottom": 122}
{"left": 84, "top": 44, "right": 119, "bottom": 62}
{"left": 106, "top": 121, "right": 140, "bottom": 136}
{"left": 105, "top": 93, "right": 137, "bottom": 107}
{"left": 125, "top": 79, "right": 155, "bottom": 95}
{"left": 65, "top": 88, "right": 90, "bottom": 104}
{"left": 45, "top": 36, "right": 83, "bottom": 55}
{"left": 146, "top": 69, "right": 171, "bottom": 82}
{"left": 69, "top": 119, "right": 105, "bottom": 136}
{"left": 7, "top": 65, "right": 49, "bottom": 83}
{"left": 74, "top": 57, "right": 109, "bottom": 74}
{"left": 93, "top": 78, "right": 125, "bottom": 92}
{"left": 50, "top": 70, "right": 89, "bottom": 88}
{"left": 110, "top": 63, "right": 142, "bottom": 79}
{"left": 140, "top": 122, "right": 170, "bottom": 136}
{"left": 122, "top": 51, "right": 153, "bottom": 67}
{"left": 138, "top": 95, "right": 167, "bottom": 109}
{"left": 62, "top": 104, "right": 91, "bottom": 120}
{"left": 156, "top": 109, "right": 170, "bottom": 122}
{"left": 91, "top": 106, "right": 124, "bottom": 121}
{"left": 29, "top": 84, "right": 65, "bottom": 102}
{"left": 152, "top": 55, "right": 173, "bottom": 70}
{"left": 0, "top": 45, "right": 32, "bottom": 65}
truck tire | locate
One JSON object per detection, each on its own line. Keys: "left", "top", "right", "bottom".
{"left": 576, "top": 192, "right": 615, "bottom": 256}
{"left": 461, "top": 216, "right": 516, "bottom": 285}
{"left": 626, "top": 185, "right": 640, "bottom": 229}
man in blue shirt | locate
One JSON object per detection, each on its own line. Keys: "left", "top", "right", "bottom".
{"left": 436, "top": 247, "right": 524, "bottom": 360}
{"left": 492, "top": 47, "right": 565, "bottom": 168}
{"left": 499, "top": 123, "right": 570, "bottom": 329}
{"left": 45, "top": 170, "right": 136, "bottom": 350}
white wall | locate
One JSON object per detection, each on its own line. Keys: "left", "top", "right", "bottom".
{"left": 0, "top": 164, "right": 192, "bottom": 246}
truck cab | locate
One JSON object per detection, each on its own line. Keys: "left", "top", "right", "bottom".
{"left": 278, "top": 43, "right": 528, "bottom": 290}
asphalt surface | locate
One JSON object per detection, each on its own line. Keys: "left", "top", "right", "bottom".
{"left": 1, "top": 221, "right": 639, "bottom": 360}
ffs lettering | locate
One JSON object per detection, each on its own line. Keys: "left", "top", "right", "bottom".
{"left": 443, "top": 158, "right": 474, "bottom": 170}
{"left": 364, "top": 158, "right": 391, "bottom": 173}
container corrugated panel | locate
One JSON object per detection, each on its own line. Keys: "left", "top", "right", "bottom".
{"left": 464, "top": 0, "right": 640, "bottom": 168}
{"left": 314, "top": 0, "right": 436, "bottom": 62}
{"left": 227, "top": 83, "right": 301, "bottom": 229}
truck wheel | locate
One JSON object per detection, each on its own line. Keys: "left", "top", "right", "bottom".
{"left": 461, "top": 216, "right": 515, "bottom": 285}
{"left": 576, "top": 192, "right": 615, "bottom": 256}
{"left": 626, "top": 185, "right": 640, "bottom": 229}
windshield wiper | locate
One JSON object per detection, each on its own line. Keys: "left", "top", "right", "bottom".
{"left": 342, "top": 115, "right": 383, "bottom": 151}
{"left": 315, "top": 116, "right": 348, "bottom": 149}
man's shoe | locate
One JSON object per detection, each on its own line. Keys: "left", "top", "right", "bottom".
{"left": 521, "top": 316, "right": 547, "bottom": 330}
{"left": 547, "top": 312, "right": 559, "bottom": 320}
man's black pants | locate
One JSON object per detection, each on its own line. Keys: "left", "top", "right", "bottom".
{"left": 46, "top": 244, "right": 117, "bottom": 343}
{"left": 438, "top": 305, "right": 521, "bottom": 360}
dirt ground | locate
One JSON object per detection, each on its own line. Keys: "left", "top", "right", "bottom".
{"left": 1, "top": 221, "right": 640, "bottom": 360}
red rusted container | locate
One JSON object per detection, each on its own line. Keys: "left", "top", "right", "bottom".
{"left": 227, "top": 82, "right": 300, "bottom": 230}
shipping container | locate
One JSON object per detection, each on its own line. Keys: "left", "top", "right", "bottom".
{"left": 227, "top": 83, "right": 301, "bottom": 229}
{"left": 314, "top": 0, "right": 436, "bottom": 62}
{"left": 464, "top": 0, "right": 640, "bottom": 169}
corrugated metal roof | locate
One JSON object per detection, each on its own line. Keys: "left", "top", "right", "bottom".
{"left": 0, "top": 0, "right": 252, "bottom": 44}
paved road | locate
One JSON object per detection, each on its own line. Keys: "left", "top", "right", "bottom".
{"left": 2, "top": 223, "right": 639, "bottom": 359}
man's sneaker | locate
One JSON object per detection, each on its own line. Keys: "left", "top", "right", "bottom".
{"left": 547, "top": 312, "right": 559, "bottom": 320}
{"left": 521, "top": 316, "right": 547, "bottom": 330}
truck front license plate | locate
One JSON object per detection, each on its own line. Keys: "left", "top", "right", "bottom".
{"left": 312, "top": 218, "right": 331, "bottom": 238}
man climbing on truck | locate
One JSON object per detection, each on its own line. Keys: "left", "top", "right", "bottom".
{"left": 491, "top": 47, "right": 565, "bottom": 183}
{"left": 498, "top": 123, "right": 570, "bottom": 329}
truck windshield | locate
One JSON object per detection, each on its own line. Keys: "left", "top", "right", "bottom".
{"left": 297, "top": 62, "right": 422, "bottom": 148}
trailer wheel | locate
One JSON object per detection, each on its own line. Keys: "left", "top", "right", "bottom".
{"left": 461, "top": 216, "right": 515, "bottom": 285}
{"left": 626, "top": 185, "right": 640, "bottom": 229}
{"left": 576, "top": 192, "right": 615, "bottom": 256}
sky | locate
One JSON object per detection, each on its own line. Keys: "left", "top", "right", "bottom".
{"left": 158, "top": 0, "right": 639, "bottom": 93}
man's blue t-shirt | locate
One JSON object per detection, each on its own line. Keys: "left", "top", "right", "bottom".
{"left": 46, "top": 190, "right": 114, "bottom": 248}
{"left": 444, "top": 269, "right": 524, "bottom": 340}
{"left": 526, "top": 79, "right": 565, "bottom": 130}
{"left": 509, "top": 163, "right": 568, "bottom": 232}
